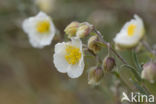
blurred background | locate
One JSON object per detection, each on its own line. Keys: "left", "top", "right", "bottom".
{"left": 0, "top": 0, "right": 156, "bottom": 104}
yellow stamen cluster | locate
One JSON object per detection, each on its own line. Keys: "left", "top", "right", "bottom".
{"left": 65, "top": 45, "right": 81, "bottom": 65}
{"left": 127, "top": 24, "right": 136, "bottom": 36}
{"left": 36, "top": 20, "right": 50, "bottom": 34}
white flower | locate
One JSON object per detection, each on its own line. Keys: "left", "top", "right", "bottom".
{"left": 113, "top": 14, "right": 144, "bottom": 49}
{"left": 53, "top": 38, "right": 84, "bottom": 78}
{"left": 22, "top": 11, "right": 56, "bottom": 48}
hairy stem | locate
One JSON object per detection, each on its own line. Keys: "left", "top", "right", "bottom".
{"left": 112, "top": 72, "right": 132, "bottom": 91}
{"left": 93, "top": 28, "right": 151, "bottom": 95}
{"left": 142, "top": 40, "right": 156, "bottom": 56}
{"left": 93, "top": 28, "right": 128, "bottom": 64}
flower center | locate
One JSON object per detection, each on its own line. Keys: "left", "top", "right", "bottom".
{"left": 36, "top": 20, "right": 50, "bottom": 34}
{"left": 127, "top": 24, "right": 136, "bottom": 36}
{"left": 65, "top": 45, "right": 81, "bottom": 65}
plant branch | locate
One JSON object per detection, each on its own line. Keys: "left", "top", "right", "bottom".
{"left": 93, "top": 28, "right": 128, "bottom": 65}
{"left": 142, "top": 40, "right": 156, "bottom": 56}
{"left": 112, "top": 71, "right": 132, "bottom": 91}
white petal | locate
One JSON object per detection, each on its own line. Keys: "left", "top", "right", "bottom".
{"left": 71, "top": 38, "right": 82, "bottom": 48}
{"left": 53, "top": 42, "right": 69, "bottom": 73}
{"left": 36, "top": 11, "right": 48, "bottom": 18}
{"left": 22, "top": 17, "right": 36, "bottom": 38}
{"left": 67, "top": 38, "right": 84, "bottom": 78}
{"left": 67, "top": 58, "right": 84, "bottom": 78}
{"left": 29, "top": 38, "right": 43, "bottom": 48}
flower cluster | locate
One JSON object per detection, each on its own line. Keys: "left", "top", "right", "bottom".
{"left": 53, "top": 21, "right": 94, "bottom": 78}
{"left": 22, "top": 12, "right": 156, "bottom": 85}
{"left": 64, "top": 22, "right": 93, "bottom": 38}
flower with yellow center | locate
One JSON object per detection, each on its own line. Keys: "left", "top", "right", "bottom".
{"left": 22, "top": 11, "right": 55, "bottom": 48}
{"left": 127, "top": 24, "right": 136, "bottom": 36}
{"left": 53, "top": 38, "right": 84, "bottom": 78}
{"left": 113, "top": 15, "right": 144, "bottom": 49}
{"left": 65, "top": 45, "right": 81, "bottom": 65}
{"left": 36, "top": 20, "right": 50, "bottom": 33}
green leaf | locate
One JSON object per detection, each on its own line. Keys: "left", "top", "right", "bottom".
{"left": 120, "top": 64, "right": 141, "bottom": 81}
{"left": 130, "top": 79, "right": 150, "bottom": 95}
{"left": 90, "top": 32, "right": 97, "bottom": 36}
{"left": 96, "top": 41, "right": 107, "bottom": 48}
{"left": 112, "top": 71, "right": 132, "bottom": 91}
{"left": 132, "top": 50, "right": 142, "bottom": 73}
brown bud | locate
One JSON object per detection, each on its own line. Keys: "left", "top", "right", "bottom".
{"left": 141, "top": 62, "right": 156, "bottom": 83}
{"left": 88, "top": 35, "right": 101, "bottom": 53}
{"left": 103, "top": 56, "right": 116, "bottom": 72}
{"left": 64, "top": 21, "right": 80, "bottom": 37}
{"left": 88, "top": 67, "right": 104, "bottom": 86}
{"left": 76, "top": 22, "right": 93, "bottom": 38}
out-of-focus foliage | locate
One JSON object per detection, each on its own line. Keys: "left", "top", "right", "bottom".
{"left": 0, "top": 0, "right": 156, "bottom": 104}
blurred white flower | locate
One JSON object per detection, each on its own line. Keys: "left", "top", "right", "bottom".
{"left": 114, "top": 14, "right": 144, "bottom": 49}
{"left": 22, "top": 11, "right": 56, "bottom": 48}
{"left": 35, "top": 0, "right": 55, "bottom": 13}
{"left": 53, "top": 38, "right": 84, "bottom": 78}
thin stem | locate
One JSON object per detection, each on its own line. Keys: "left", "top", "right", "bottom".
{"left": 110, "top": 47, "right": 128, "bottom": 64}
{"left": 132, "top": 50, "right": 142, "bottom": 73}
{"left": 120, "top": 64, "right": 141, "bottom": 81}
{"left": 93, "top": 28, "right": 128, "bottom": 64}
{"left": 112, "top": 72, "right": 132, "bottom": 91}
{"left": 93, "top": 28, "right": 151, "bottom": 95}
{"left": 87, "top": 48, "right": 96, "bottom": 57}
{"left": 142, "top": 40, "right": 156, "bottom": 56}
{"left": 83, "top": 45, "right": 102, "bottom": 65}
{"left": 107, "top": 43, "right": 111, "bottom": 57}
{"left": 83, "top": 44, "right": 96, "bottom": 56}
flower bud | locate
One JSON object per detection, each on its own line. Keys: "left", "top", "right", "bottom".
{"left": 76, "top": 22, "right": 93, "bottom": 38}
{"left": 141, "top": 62, "right": 156, "bottom": 83}
{"left": 88, "top": 35, "right": 101, "bottom": 53}
{"left": 103, "top": 56, "right": 116, "bottom": 72}
{"left": 88, "top": 67, "right": 104, "bottom": 86}
{"left": 64, "top": 21, "right": 80, "bottom": 37}
{"left": 35, "top": 0, "right": 55, "bottom": 13}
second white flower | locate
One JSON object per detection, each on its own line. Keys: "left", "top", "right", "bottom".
{"left": 113, "top": 14, "right": 144, "bottom": 49}
{"left": 53, "top": 38, "right": 84, "bottom": 78}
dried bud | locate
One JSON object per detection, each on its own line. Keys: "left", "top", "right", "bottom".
{"left": 141, "top": 62, "right": 156, "bottom": 83}
{"left": 88, "top": 67, "right": 104, "bottom": 86}
{"left": 76, "top": 22, "right": 93, "bottom": 38}
{"left": 64, "top": 21, "right": 80, "bottom": 37}
{"left": 88, "top": 35, "right": 101, "bottom": 53}
{"left": 103, "top": 56, "right": 116, "bottom": 72}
